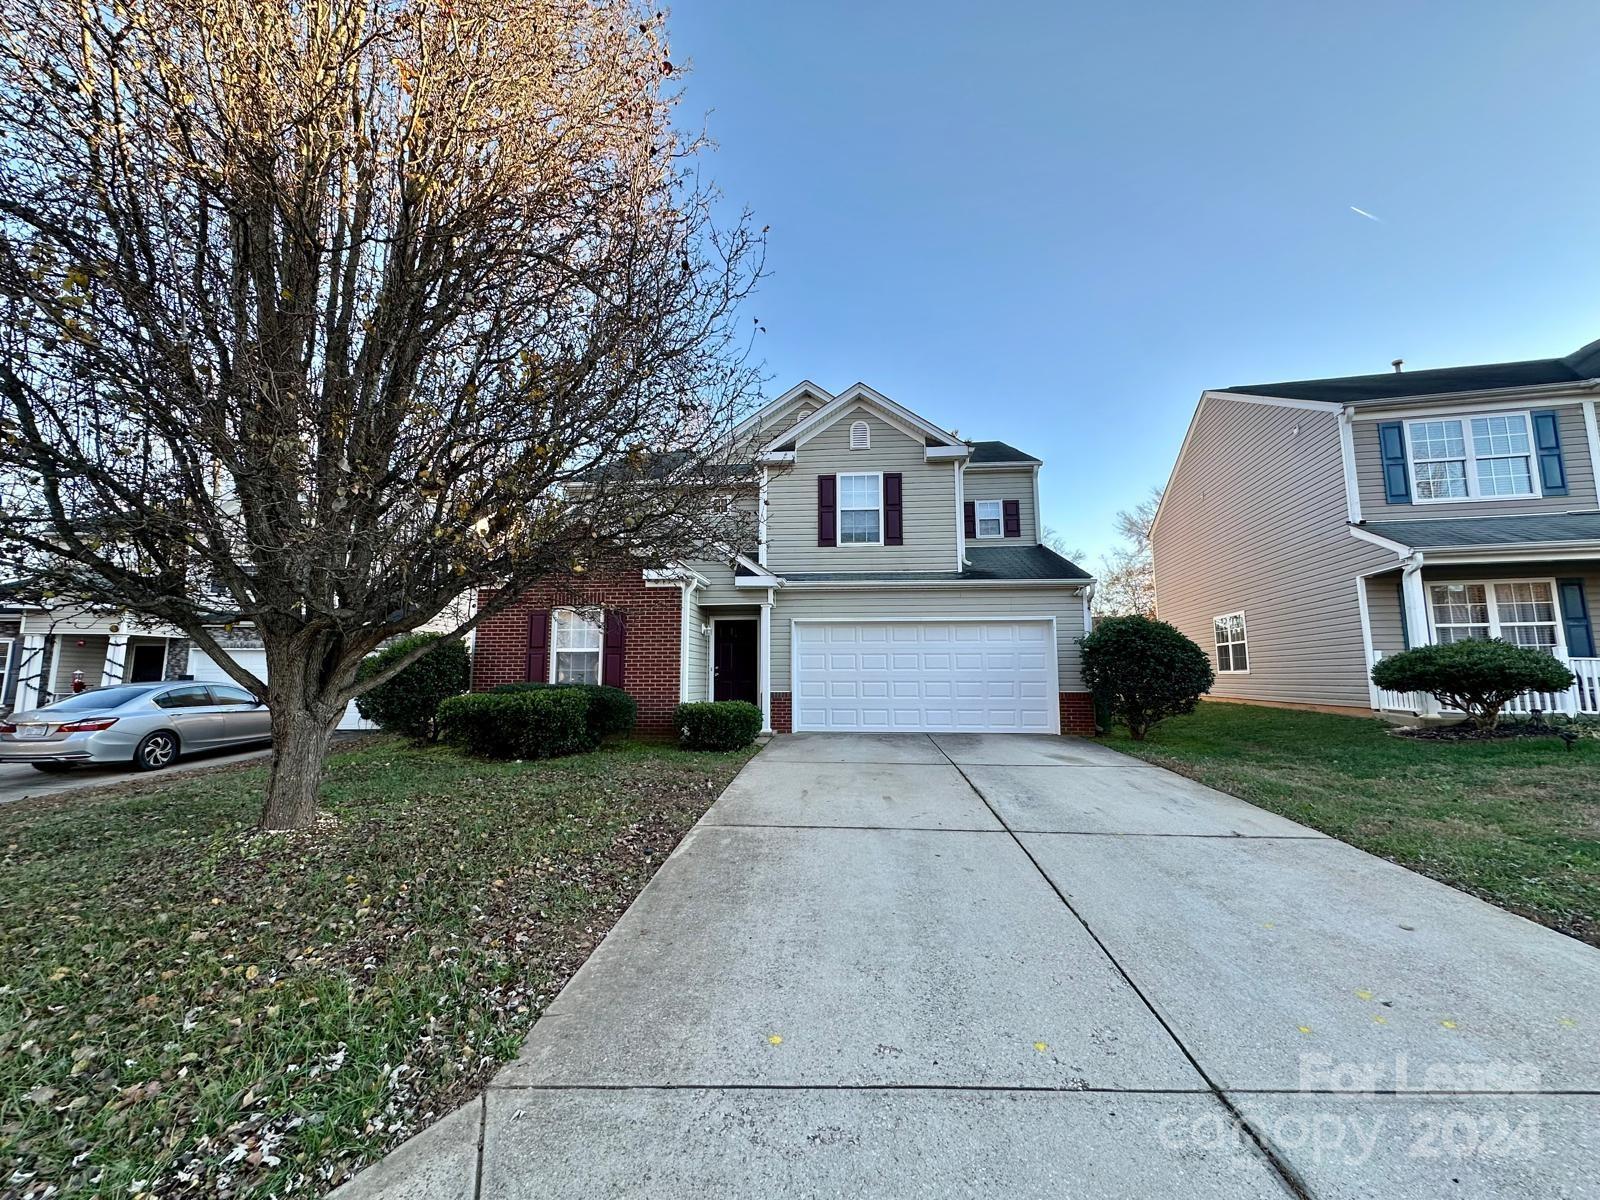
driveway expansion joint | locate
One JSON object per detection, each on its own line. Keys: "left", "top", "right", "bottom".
{"left": 930, "top": 737, "right": 1317, "bottom": 1200}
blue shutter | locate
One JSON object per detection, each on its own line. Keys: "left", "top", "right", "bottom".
{"left": 1530, "top": 409, "right": 1568, "bottom": 496}
{"left": 1395, "top": 580, "right": 1410, "bottom": 650}
{"left": 1557, "top": 578, "right": 1594, "bottom": 658}
{"left": 1378, "top": 421, "right": 1410, "bottom": 505}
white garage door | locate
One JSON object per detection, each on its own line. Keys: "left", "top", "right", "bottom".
{"left": 187, "top": 648, "right": 375, "bottom": 731}
{"left": 792, "top": 619, "right": 1058, "bottom": 733}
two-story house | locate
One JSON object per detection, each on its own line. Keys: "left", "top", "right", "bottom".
{"left": 471, "top": 382, "right": 1095, "bottom": 735}
{"left": 1151, "top": 339, "right": 1600, "bottom": 719}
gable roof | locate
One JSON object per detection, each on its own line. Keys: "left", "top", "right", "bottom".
{"left": 1226, "top": 337, "right": 1600, "bottom": 407}
{"left": 763, "top": 383, "right": 960, "bottom": 454}
{"left": 967, "top": 440, "right": 1040, "bottom": 466}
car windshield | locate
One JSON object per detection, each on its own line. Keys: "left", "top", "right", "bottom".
{"left": 42, "top": 685, "right": 161, "bottom": 712}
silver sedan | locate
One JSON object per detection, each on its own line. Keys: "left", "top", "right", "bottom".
{"left": 0, "top": 681, "right": 272, "bottom": 772}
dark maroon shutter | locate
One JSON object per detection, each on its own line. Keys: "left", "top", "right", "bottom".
{"left": 603, "top": 610, "right": 626, "bottom": 688}
{"left": 1003, "top": 499, "right": 1021, "bottom": 538}
{"left": 883, "top": 472, "right": 903, "bottom": 546}
{"left": 963, "top": 501, "right": 976, "bottom": 538}
{"left": 817, "top": 474, "right": 837, "bottom": 546}
{"left": 525, "top": 609, "right": 550, "bottom": 681}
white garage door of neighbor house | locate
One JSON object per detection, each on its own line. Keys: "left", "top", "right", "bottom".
{"left": 187, "top": 648, "right": 375, "bottom": 731}
{"left": 792, "top": 619, "right": 1058, "bottom": 734}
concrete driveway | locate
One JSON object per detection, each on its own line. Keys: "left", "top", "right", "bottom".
{"left": 338, "top": 733, "right": 1600, "bottom": 1199}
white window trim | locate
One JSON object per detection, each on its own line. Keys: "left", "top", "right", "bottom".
{"left": 549, "top": 606, "right": 604, "bottom": 685}
{"left": 1423, "top": 576, "right": 1569, "bottom": 657}
{"left": 974, "top": 499, "right": 1004, "bottom": 539}
{"left": 1403, "top": 410, "right": 1543, "bottom": 505}
{"left": 836, "top": 471, "right": 884, "bottom": 547}
{"left": 849, "top": 419, "right": 871, "bottom": 450}
{"left": 1213, "top": 611, "right": 1249, "bottom": 674}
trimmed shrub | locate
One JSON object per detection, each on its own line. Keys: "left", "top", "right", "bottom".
{"left": 1079, "top": 615, "right": 1214, "bottom": 741}
{"left": 490, "top": 682, "right": 637, "bottom": 739}
{"left": 1371, "top": 639, "right": 1576, "bottom": 730}
{"left": 354, "top": 634, "right": 471, "bottom": 740}
{"left": 436, "top": 688, "right": 597, "bottom": 759}
{"left": 674, "top": 700, "right": 762, "bottom": 750}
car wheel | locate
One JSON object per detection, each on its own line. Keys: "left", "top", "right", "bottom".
{"left": 134, "top": 731, "right": 179, "bottom": 771}
{"left": 31, "top": 762, "right": 75, "bottom": 774}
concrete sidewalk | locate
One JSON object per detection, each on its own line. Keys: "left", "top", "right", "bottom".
{"left": 333, "top": 733, "right": 1600, "bottom": 1199}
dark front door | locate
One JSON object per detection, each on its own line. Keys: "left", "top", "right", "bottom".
{"left": 128, "top": 643, "right": 166, "bottom": 682}
{"left": 713, "top": 620, "right": 759, "bottom": 704}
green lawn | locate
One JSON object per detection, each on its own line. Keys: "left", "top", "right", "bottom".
{"left": 1105, "top": 702, "right": 1600, "bottom": 946}
{"left": 0, "top": 738, "right": 752, "bottom": 1199}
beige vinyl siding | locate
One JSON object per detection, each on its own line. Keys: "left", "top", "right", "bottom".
{"left": 770, "top": 586, "right": 1088, "bottom": 693}
{"left": 1354, "top": 403, "right": 1597, "bottom": 518}
{"left": 51, "top": 634, "right": 108, "bottom": 691}
{"left": 1368, "top": 564, "right": 1600, "bottom": 658}
{"left": 1152, "top": 398, "right": 1393, "bottom": 709}
{"left": 682, "top": 591, "right": 709, "bottom": 702}
{"left": 686, "top": 560, "right": 747, "bottom": 606}
{"left": 766, "top": 406, "right": 957, "bottom": 573}
{"left": 962, "top": 467, "right": 1038, "bottom": 543}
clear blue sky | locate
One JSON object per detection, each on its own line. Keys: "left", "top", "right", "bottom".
{"left": 671, "top": 0, "right": 1600, "bottom": 562}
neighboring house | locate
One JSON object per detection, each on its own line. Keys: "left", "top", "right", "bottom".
{"left": 472, "top": 382, "right": 1095, "bottom": 736}
{"left": 1151, "top": 339, "right": 1600, "bottom": 719}
{"left": 1, "top": 594, "right": 474, "bottom": 728}
{"left": 2, "top": 599, "right": 193, "bottom": 717}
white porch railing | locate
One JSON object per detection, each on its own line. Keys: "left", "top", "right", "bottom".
{"left": 1371, "top": 652, "right": 1600, "bottom": 718}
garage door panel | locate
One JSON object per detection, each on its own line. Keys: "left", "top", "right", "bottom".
{"left": 792, "top": 620, "right": 1056, "bottom": 734}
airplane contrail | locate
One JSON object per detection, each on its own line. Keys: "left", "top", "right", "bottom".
{"left": 1349, "top": 206, "right": 1381, "bottom": 222}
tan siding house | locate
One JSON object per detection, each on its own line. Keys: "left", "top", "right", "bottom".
{"left": 1153, "top": 337, "right": 1600, "bottom": 719}
{"left": 480, "top": 380, "right": 1096, "bottom": 735}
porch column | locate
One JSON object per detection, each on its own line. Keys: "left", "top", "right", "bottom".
{"left": 14, "top": 634, "right": 46, "bottom": 712}
{"left": 1400, "top": 558, "right": 1439, "bottom": 716}
{"left": 758, "top": 591, "right": 773, "bottom": 734}
{"left": 101, "top": 632, "right": 130, "bottom": 687}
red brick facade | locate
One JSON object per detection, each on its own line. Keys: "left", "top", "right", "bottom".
{"left": 1059, "top": 691, "right": 1095, "bottom": 735}
{"left": 770, "top": 691, "right": 792, "bottom": 734}
{"left": 472, "top": 572, "right": 683, "bottom": 736}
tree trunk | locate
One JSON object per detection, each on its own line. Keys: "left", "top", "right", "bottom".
{"left": 259, "top": 680, "right": 343, "bottom": 831}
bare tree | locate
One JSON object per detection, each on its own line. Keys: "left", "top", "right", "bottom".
{"left": 1093, "top": 487, "right": 1162, "bottom": 617}
{"left": 0, "top": 0, "right": 763, "bottom": 828}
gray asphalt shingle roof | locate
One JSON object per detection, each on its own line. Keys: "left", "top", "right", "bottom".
{"left": 1360, "top": 512, "right": 1600, "bottom": 550}
{"left": 1227, "top": 337, "right": 1600, "bottom": 407}
{"left": 778, "top": 544, "right": 1091, "bottom": 584}
{"left": 966, "top": 440, "right": 1041, "bottom": 465}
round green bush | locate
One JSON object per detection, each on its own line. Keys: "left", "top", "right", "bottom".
{"left": 674, "top": 700, "right": 762, "bottom": 750}
{"left": 1371, "top": 639, "right": 1576, "bottom": 729}
{"left": 490, "top": 682, "right": 636, "bottom": 739}
{"left": 1079, "top": 615, "right": 1214, "bottom": 741}
{"left": 354, "top": 633, "right": 471, "bottom": 740}
{"left": 437, "top": 688, "right": 598, "bottom": 759}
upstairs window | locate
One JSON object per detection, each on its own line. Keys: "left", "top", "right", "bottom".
{"left": 838, "top": 473, "right": 882, "bottom": 544}
{"left": 1405, "top": 412, "right": 1537, "bottom": 501}
{"left": 849, "top": 420, "right": 871, "bottom": 450}
{"left": 552, "top": 608, "right": 603, "bottom": 684}
{"left": 975, "top": 499, "right": 1003, "bottom": 538}
{"left": 1213, "top": 612, "right": 1248, "bottom": 673}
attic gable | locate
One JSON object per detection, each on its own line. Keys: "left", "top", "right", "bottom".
{"left": 760, "top": 383, "right": 964, "bottom": 460}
